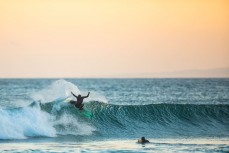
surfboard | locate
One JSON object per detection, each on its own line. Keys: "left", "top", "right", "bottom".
{"left": 64, "top": 98, "right": 93, "bottom": 118}
{"left": 79, "top": 108, "right": 93, "bottom": 118}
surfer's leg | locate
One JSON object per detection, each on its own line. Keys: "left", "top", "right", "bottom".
{"left": 79, "top": 104, "right": 84, "bottom": 110}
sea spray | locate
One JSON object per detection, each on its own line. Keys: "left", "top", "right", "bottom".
{"left": 31, "top": 79, "right": 107, "bottom": 104}
{"left": 31, "top": 79, "right": 81, "bottom": 103}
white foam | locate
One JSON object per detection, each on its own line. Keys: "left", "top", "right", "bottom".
{"left": 0, "top": 104, "right": 56, "bottom": 139}
{"left": 53, "top": 113, "right": 95, "bottom": 136}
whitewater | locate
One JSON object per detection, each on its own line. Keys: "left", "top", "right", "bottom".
{"left": 0, "top": 79, "right": 228, "bottom": 152}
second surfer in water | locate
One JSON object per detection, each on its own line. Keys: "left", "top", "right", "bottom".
{"left": 137, "top": 137, "right": 150, "bottom": 144}
{"left": 70, "top": 91, "right": 90, "bottom": 110}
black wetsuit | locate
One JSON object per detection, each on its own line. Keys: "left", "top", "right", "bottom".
{"left": 138, "top": 137, "right": 150, "bottom": 144}
{"left": 70, "top": 92, "right": 90, "bottom": 110}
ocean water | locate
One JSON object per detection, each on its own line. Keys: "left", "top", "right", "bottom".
{"left": 0, "top": 79, "right": 228, "bottom": 152}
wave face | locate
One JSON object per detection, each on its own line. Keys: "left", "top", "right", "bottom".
{"left": 84, "top": 102, "right": 229, "bottom": 138}
{"left": 38, "top": 101, "right": 229, "bottom": 139}
{"left": 0, "top": 79, "right": 229, "bottom": 140}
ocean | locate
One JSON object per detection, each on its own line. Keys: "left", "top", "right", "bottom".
{"left": 0, "top": 79, "right": 228, "bottom": 152}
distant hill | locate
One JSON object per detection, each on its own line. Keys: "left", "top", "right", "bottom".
{"left": 110, "top": 68, "right": 229, "bottom": 78}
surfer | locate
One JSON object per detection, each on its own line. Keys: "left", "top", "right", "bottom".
{"left": 137, "top": 137, "right": 150, "bottom": 144}
{"left": 70, "top": 91, "right": 90, "bottom": 110}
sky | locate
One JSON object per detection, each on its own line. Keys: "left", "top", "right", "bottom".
{"left": 0, "top": 0, "right": 229, "bottom": 78}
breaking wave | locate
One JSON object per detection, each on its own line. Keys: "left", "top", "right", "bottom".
{"left": 1, "top": 79, "right": 228, "bottom": 140}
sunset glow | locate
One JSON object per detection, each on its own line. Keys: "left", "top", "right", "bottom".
{"left": 0, "top": 0, "right": 228, "bottom": 78}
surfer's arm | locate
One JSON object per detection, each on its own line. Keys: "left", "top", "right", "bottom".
{"left": 71, "top": 92, "right": 78, "bottom": 98}
{"left": 83, "top": 92, "right": 90, "bottom": 98}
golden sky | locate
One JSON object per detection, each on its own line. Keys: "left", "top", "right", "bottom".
{"left": 0, "top": 0, "right": 228, "bottom": 78}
